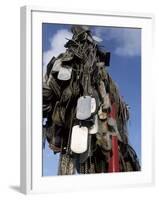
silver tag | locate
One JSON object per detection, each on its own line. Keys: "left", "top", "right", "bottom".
{"left": 57, "top": 66, "right": 72, "bottom": 81}
{"left": 91, "top": 97, "right": 96, "bottom": 114}
{"left": 70, "top": 125, "right": 88, "bottom": 154}
{"left": 76, "top": 96, "right": 92, "bottom": 120}
{"left": 52, "top": 58, "right": 62, "bottom": 72}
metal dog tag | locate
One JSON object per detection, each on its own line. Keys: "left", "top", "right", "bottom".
{"left": 70, "top": 125, "right": 88, "bottom": 154}
{"left": 89, "top": 115, "right": 98, "bottom": 134}
{"left": 91, "top": 97, "right": 96, "bottom": 114}
{"left": 52, "top": 58, "right": 62, "bottom": 72}
{"left": 57, "top": 66, "right": 72, "bottom": 81}
{"left": 76, "top": 96, "right": 92, "bottom": 120}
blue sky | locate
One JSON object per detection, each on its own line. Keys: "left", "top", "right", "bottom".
{"left": 42, "top": 23, "right": 141, "bottom": 176}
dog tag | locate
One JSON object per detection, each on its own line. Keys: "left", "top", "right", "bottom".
{"left": 70, "top": 125, "right": 88, "bottom": 154}
{"left": 52, "top": 58, "right": 62, "bottom": 72}
{"left": 57, "top": 66, "right": 72, "bottom": 81}
{"left": 42, "top": 118, "right": 47, "bottom": 126}
{"left": 91, "top": 97, "right": 96, "bottom": 114}
{"left": 76, "top": 96, "right": 92, "bottom": 120}
{"left": 89, "top": 115, "right": 98, "bottom": 134}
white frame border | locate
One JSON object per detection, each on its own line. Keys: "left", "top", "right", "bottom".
{"left": 20, "top": 6, "right": 154, "bottom": 194}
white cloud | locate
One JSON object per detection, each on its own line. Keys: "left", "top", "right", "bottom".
{"left": 94, "top": 28, "right": 141, "bottom": 57}
{"left": 43, "top": 29, "right": 72, "bottom": 74}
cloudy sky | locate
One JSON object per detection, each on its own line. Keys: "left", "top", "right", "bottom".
{"left": 42, "top": 23, "right": 141, "bottom": 176}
